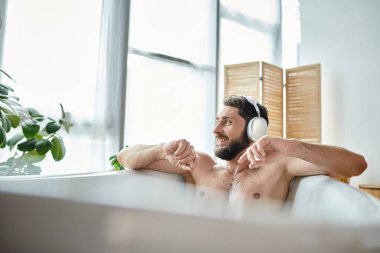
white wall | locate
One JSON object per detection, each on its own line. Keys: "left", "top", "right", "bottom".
{"left": 299, "top": 0, "right": 380, "bottom": 187}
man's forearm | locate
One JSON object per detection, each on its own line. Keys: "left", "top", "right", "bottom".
{"left": 292, "top": 140, "right": 367, "bottom": 177}
{"left": 117, "top": 144, "right": 164, "bottom": 169}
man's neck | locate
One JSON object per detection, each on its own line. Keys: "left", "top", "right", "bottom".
{"left": 225, "top": 149, "right": 247, "bottom": 173}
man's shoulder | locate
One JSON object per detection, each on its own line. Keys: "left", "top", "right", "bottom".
{"left": 195, "top": 151, "right": 216, "bottom": 165}
{"left": 190, "top": 151, "right": 217, "bottom": 174}
{"left": 190, "top": 152, "right": 219, "bottom": 182}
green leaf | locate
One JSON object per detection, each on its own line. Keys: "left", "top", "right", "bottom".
{"left": 58, "top": 104, "right": 73, "bottom": 133}
{"left": 0, "top": 110, "right": 11, "bottom": 132}
{"left": 3, "top": 99, "right": 22, "bottom": 107}
{"left": 27, "top": 107, "right": 43, "bottom": 118}
{"left": 7, "top": 114, "right": 20, "bottom": 128}
{"left": 35, "top": 134, "right": 44, "bottom": 140}
{"left": 46, "top": 121, "right": 61, "bottom": 134}
{"left": 0, "top": 87, "right": 9, "bottom": 95}
{"left": 0, "top": 94, "right": 19, "bottom": 100}
{"left": 34, "top": 117, "right": 45, "bottom": 122}
{"left": 17, "top": 138, "right": 37, "bottom": 152}
{"left": 35, "top": 139, "right": 53, "bottom": 155}
{"left": 0, "top": 126, "right": 6, "bottom": 148}
{"left": 63, "top": 121, "right": 73, "bottom": 133}
{"left": 109, "top": 154, "right": 125, "bottom": 171}
{"left": 60, "top": 103, "right": 66, "bottom": 118}
{"left": 23, "top": 164, "right": 42, "bottom": 175}
{"left": 24, "top": 150, "right": 46, "bottom": 164}
{"left": 0, "top": 156, "right": 20, "bottom": 173}
{"left": 21, "top": 120, "right": 40, "bottom": 139}
{"left": 51, "top": 136, "right": 66, "bottom": 161}
{"left": 0, "top": 68, "right": 16, "bottom": 82}
{"left": 7, "top": 132, "right": 24, "bottom": 150}
{"left": 0, "top": 100, "right": 17, "bottom": 114}
{"left": 0, "top": 83, "right": 14, "bottom": 92}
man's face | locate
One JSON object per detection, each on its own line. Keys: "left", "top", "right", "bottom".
{"left": 213, "top": 106, "right": 250, "bottom": 161}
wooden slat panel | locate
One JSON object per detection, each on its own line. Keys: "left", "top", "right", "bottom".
{"left": 224, "top": 62, "right": 260, "bottom": 101}
{"left": 262, "top": 62, "right": 283, "bottom": 138}
{"left": 286, "top": 64, "right": 321, "bottom": 144}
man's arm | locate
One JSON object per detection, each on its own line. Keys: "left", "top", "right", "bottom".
{"left": 117, "top": 139, "right": 197, "bottom": 175}
{"left": 238, "top": 136, "right": 367, "bottom": 178}
{"left": 285, "top": 139, "right": 367, "bottom": 177}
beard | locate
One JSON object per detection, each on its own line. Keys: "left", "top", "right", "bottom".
{"left": 214, "top": 132, "right": 250, "bottom": 161}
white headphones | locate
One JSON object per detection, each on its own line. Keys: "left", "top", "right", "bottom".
{"left": 244, "top": 96, "right": 268, "bottom": 142}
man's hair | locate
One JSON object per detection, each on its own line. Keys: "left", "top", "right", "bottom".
{"left": 223, "top": 95, "right": 269, "bottom": 127}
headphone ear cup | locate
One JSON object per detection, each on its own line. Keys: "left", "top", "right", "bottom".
{"left": 247, "top": 117, "right": 268, "bottom": 142}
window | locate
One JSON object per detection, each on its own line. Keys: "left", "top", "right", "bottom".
{"left": 1, "top": 0, "right": 291, "bottom": 175}
{"left": 218, "top": 0, "right": 282, "bottom": 107}
{"left": 2, "top": 0, "right": 102, "bottom": 175}
{"left": 281, "top": 0, "right": 301, "bottom": 68}
{"left": 124, "top": 0, "right": 217, "bottom": 153}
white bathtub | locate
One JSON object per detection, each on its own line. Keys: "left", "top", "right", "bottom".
{"left": 0, "top": 170, "right": 379, "bottom": 253}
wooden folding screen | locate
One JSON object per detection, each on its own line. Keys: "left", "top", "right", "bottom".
{"left": 224, "top": 61, "right": 321, "bottom": 143}
{"left": 223, "top": 62, "right": 349, "bottom": 182}
{"left": 224, "top": 62, "right": 260, "bottom": 100}
{"left": 224, "top": 61, "right": 283, "bottom": 138}
{"left": 262, "top": 62, "right": 283, "bottom": 138}
{"left": 286, "top": 64, "right": 321, "bottom": 144}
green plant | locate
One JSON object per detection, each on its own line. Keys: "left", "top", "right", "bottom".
{"left": 109, "top": 145, "right": 128, "bottom": 171}
{"left": 109, "top": 154, "right": 125, "bottom": 171}
{"left": 0, "top": 68, "right": 73, "bottom": 176}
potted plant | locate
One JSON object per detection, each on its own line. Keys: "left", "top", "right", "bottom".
{"left": 0, "top": 68, "right": 73, "bottom": 176}
{"left": 109, "top": 148, "right": 127, "bottom": 171}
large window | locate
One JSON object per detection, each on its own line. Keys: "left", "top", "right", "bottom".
{"left": 1, "top": 0, "right": 291, "bottom": 175}
{"left": 281, "top": 0, "right": 301, "bottom": 68}
{"left": 218, "top": 0, "right": 282, "bottom": 107}
{"left": 2, "top": 0, "right": 102, "bottom": 175}
{"left": 124, "top": 0, "right": 217, "bottom": 153}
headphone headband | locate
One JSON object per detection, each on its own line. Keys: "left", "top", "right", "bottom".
{"left": 243, "top": 96, "right": 261, "bottom": 117}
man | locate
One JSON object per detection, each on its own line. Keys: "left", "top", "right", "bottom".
{"left": 117, "top": 95, "right": 367, "bottom": 205}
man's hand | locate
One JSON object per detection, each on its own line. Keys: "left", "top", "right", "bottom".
{"left": 238, "top": 135, "right": 295, "bottom": 169}
{"left": 162, "top": 139, "right": 197, "bottom": 170}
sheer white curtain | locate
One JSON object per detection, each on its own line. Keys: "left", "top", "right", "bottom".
{"left": 0, "top": 0, "right": 8, "bottom": 163}
{"left": 0, "top": 0, "right": 130, "bottom": 174}
{"left": 93, "top": 0, "right": 130, "bottom": 169}
{"left": 0, "top": 0, "right": 7, "bottom": 67}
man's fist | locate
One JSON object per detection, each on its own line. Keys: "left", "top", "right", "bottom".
{"left": 163, "top": 139, "right": 197, "bottom": 170}
{"left": 238, "top": 135, "right": 295, "bottom": 169}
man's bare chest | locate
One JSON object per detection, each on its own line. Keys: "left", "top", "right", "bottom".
{"left": 195, "top": 164, "right": 289, "bottom": 201}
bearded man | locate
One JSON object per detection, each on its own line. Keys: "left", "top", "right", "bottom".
{"left": 117, "top": 95, "right": 367, "bottom": 204}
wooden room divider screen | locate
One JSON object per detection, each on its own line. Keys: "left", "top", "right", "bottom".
{"left": 224, "top": 61, "right": 321, "bottom": 144}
